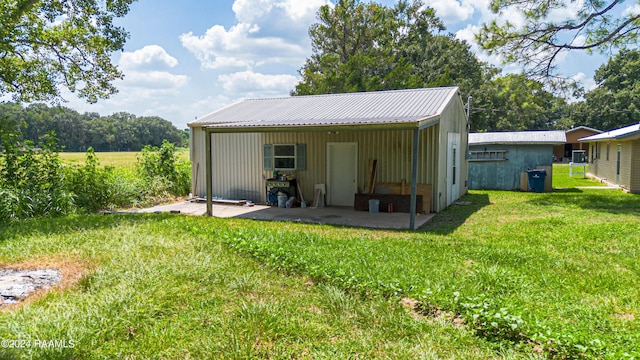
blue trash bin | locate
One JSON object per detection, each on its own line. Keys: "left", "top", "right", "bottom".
{"left": 526, "top": 169, "right": 547, "bottom": 193}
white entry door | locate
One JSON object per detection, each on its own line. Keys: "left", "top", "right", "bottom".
{"left": 447, "top": 133, "right": 461, "bottom": 205}
{"left": 327, "top": 142, "right": 357, "bottom": 206}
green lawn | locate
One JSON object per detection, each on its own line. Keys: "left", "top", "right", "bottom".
{"left": 0, "top": 215, "right": 510, "bottom": 359}
{"left": 1, "top": 188, "right": 638, "bottom": 358}
{"left": 552, "top": 163, "right": 607, "bottom": 188}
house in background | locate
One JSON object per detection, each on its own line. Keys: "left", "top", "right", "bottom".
{"left": 188, "top": 87, "right": 469, "bottom": 228}
{"left": 468, "top": 131, "right": 566, "bottom": 191}
{"left": 579, "top": 123, "right": 640, "bottom": 192}
{"left": 553, "top": 126, "right": 601, "bottom": 162}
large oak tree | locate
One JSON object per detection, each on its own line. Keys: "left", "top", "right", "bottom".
{"left": 1, "top": 0, "right": 136, "bottom": 104}
{"left": 292, "top": 0, "right": 491, "bottom": 97}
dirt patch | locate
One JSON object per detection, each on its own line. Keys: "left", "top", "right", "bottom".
{"left": 401, "top": 297, "right": 465, "bottom": 327}
{"left": 0, "top": 257, "right": 89, "bottom": 311}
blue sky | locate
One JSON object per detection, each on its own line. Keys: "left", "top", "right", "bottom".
{"left": 60, "top": 0, "right": 631, "bottom": 129}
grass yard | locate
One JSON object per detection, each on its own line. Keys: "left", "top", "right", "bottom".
{"left": 220, "top": 189, "right": 640, "bottom": 358}
{"left": 552, "top": 163, "right": 607, "bottom": 188}
{"left": 0, "top": 215, "right": 510, "bottom": 359}
{"left": 59, "top": 148, "right": 189, "bottom": 167}
{"left": 1, "top": 169, "right": 638, "bottom": 358}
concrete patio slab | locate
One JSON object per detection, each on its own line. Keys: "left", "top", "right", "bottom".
{"left": 135, "top": 201, "right": 434, "bottom": 230}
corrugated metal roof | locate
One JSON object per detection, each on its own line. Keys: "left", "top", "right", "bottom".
{"left": 578, "top": 123, "right": 640, "bottom": 141}
{"left": 189, "top": 87, "right": 460, "bottom": 129}
{"left": 469, "top": 131, "right": 567, "bottom": 145}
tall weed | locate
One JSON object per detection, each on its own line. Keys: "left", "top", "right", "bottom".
{"left": 0, "top": 130, "right": 74, "bottom": 221}
{"left": 137, "top": 140, "right": 190, "bottom": 197}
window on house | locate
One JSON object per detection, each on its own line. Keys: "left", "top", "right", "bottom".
{"left": 606, "top": 144, "right": 610, "bottom": 161}
{"left": 274, "top": 144, "right": 295, "bottom": 169}
{"left": 264, "top": 144, "right": 306, "bottom": 170}
{"left": 468, "top": 150, "right": 507, "bottom": 161}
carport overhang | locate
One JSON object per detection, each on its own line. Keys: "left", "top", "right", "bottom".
{"left": 201, "top": 115, "right": 441, "bottom": 230}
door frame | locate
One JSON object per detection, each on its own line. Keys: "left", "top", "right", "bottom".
{"left": 326, "top": 142, "right": 358, "bottom": 206}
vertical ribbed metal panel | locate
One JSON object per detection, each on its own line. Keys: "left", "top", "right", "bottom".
{"left": 263, "top": 129, "right": 439, "bottom": 208}
{"left": 210, "top": 133, "right": 263, "bottom": 202}
{"left": 631, "top": 140, "right": 640, "bottom": 192}
{"left": 190, "top": 127, "right": 206, "bottom": 196}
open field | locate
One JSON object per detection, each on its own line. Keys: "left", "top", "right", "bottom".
{"left": 59, "top": 148, "right": 189, "bottom": 167}
{"left": 1, "top": 171, "right": 638, "bottom": 357}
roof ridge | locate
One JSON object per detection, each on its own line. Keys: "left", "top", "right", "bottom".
{"left": 245, "top": 86, "right": 459, "bottom": 101}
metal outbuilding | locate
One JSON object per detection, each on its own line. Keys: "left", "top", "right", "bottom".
{"left": 468, "top": 131, "right": 566, "bottom": 191}
{"left": 188, "top": 87, "right": 470, "bottom": 229}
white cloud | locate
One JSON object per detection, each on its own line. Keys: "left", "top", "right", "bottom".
{"left": 547, "top": 0, "right": 584, "bottom": 22}
{"left": 116, "top": 46, "right": 190, "bottom": 94}
{"left": 180, "top": 22, "right": 307, "bottom": 70}
{"left": 218, "top": 71, "right": 298, "bottom": 97}
{"left": 232, "top": 0, "right": 274, "bottom": 23}
{"left": 232, "top": 0, "right": 329, "bottom": 23}
{"left": 277, "top": 0, "right": 330, "bottom": 22}
{"left": 430, "top": 0, "right": 475, "bottom": 24}
{"left": 572, "top": 72, "right": 597, "bottom": 92}
{"left": 623, "top": 3, "right": 640, "bottom": 16}
{"left": 119, "top": 45, "right": 179, "bottom": 70}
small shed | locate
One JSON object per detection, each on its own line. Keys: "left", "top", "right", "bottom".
{"left": 553, "top": 126, "right": 601, "bottom": 162}
{"left": 579, "top": 123, "right": 640, "bottom": 192}
{"left": 188, "top": 87, "right": 470, "bottom": 229}
{"left": 468, "top": 131, "right": 566, "bottom": 191}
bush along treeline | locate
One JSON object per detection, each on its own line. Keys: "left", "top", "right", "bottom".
{"left": 0, "top": 125, "right": 190, "bottom": 221}
{"left": 0, "top": 102, "right": 188, "bottom": 152}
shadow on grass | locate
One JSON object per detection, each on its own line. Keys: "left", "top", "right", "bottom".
{"left": 0, "top": 213, "right": 175, "bottom": 244}
{"left": 418, "top": 192, "right": 491, "bottom": 234}
{"left": 527, "top": 190, "right": 640, "bottom": 215}
{"left": 551, "top": 188, "right": 583, "bottom": 193}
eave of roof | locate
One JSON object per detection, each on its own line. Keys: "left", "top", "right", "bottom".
{"left": 566, "top": 125, "right": 602, "bottom": 134}
{"left": 469, "top": 131, "right": 567, "bottom": 146}
{"left": 578, "top": 123, "right": 640, "bottom": 142}
{"left": 189, "top": 87, "right": 459, "bottom": 131}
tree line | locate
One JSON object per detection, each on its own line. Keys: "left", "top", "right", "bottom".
{"left": 0, "top": 102, "right": 187, "bottom": 152}
{"left": 295, "top": 0, "right": 640, "bottom": 133}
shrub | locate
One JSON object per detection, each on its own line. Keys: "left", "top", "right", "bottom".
{"left": 137, "top": 140, "right": 190, "bottom": 197}
{"left": 0, "top": 130, "right": 74, "bottom": 221}
{"left": 65, "top": 147, "right": 112, "bottom": 212}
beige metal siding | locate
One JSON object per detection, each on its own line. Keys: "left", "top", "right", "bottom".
{"left": 588, "top": 141, "right": 614, "bottom": 183}
{"left": 436, "top": 95, "right": 468, "bottom": 211}
{"left": 620, "top": 141, "right": 633, "bottom": 190}
{"left": 632, "top": 140, "right": 640, "bottom": 193}
{"left": 210, "top": 132, "right": 263, "bottom": 202}
{"left": 190, "top": 126, "right": 206, "bottom": 196}
{"left": 190, "top": 126, "right": 263, "bottom": 201}
{"left": 264, "top": 128, "right": 440, "bottom": 212}
{"left": 589, "top": 140, "right": 638, "bottom": 190}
